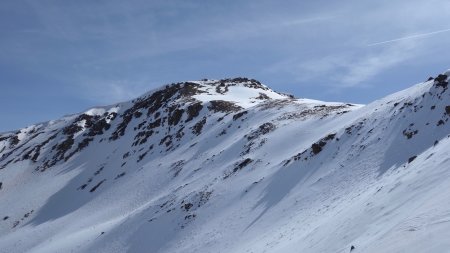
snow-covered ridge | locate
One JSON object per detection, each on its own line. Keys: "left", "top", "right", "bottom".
{"left": 1, "top": 72, "right": 450, "bottom": 253}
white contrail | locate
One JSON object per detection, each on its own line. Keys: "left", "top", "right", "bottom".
{"left": 368, "top": 28, "right": 450, "bottom": 46}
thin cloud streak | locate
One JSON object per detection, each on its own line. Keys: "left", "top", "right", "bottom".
{"left": 368, "top": 28, "right": 450, "bottom": 46}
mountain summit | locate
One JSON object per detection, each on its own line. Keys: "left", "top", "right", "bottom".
{"left": 1, "top": 73, "right": 450, "bottom": 253}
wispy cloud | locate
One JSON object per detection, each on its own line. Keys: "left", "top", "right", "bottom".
{"left": 368, "top": 28, "right": 450, "bottom": 46}
{"left": 76, "top": 14, "right": 335, "bottom": 67}
{"left": 338, "top": 46, "right": 414, "bottom": 87}
{"left": 267, "top": 41, "right": 418, "bottom": 89}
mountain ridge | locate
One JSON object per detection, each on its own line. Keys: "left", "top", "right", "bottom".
{"left": 1, "top": 72, "right": 450, "bottom": 253}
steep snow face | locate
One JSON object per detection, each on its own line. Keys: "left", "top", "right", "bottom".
{"left": 0, "top": 74, "right": 450, "bottom": 253}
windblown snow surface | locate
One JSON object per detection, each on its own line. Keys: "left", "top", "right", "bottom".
{"left": 1, "top": 75, "right": 450, "bottom": 253}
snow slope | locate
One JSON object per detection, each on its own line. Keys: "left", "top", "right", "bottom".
{"left": 1, "top": 75, "right": 450, "bottom": 253}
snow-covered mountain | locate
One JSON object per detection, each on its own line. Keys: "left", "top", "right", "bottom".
{"left": 1, "top": 74, "right": 450, "bottom": 253}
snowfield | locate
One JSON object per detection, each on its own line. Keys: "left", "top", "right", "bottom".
{"left": 1, "top": 75, "right": 450, "bottom": 253}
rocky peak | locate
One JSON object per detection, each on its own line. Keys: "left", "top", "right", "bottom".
{"left": 0, "top": 78, "right": 294, "bottom": 173}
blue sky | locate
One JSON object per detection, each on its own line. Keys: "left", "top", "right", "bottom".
{"left": 1, "top": 0, "right": 450, "bottom": 132}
